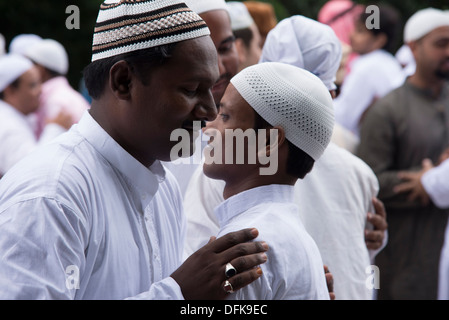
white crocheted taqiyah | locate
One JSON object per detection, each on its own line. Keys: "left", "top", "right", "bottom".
{"left": 91, "top": 0, "right": 210, "bottom": 62}
{"left": 231, "top": 62, "right": 335, "bottom": 161}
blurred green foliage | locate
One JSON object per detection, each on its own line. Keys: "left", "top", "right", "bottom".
{"left": 1, "top": 0, "right": 447, "bottom": 90}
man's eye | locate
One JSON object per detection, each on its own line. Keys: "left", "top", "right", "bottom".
{"left": 184, "top": 88, "right": 197, "bottom": 96}
{"left": 219, "top": 113, "right": 229, "bottom": 121}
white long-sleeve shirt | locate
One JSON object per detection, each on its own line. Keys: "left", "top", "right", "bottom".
{"left": 0, "top": 100, "right": 65, "bottom": 176}
{"left": 216, "top": 184, "right": 330, "bottom": 300}
{"left": 0, "top": 111, "right": 185, "bottom": 299}
{"left": 334, "top": 49, "right": 406, "bottom": 136}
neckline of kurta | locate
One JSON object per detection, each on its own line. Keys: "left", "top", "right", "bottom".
{"left": 214, "top": 184, "right": 295, "bottom": 228}
{"left": 75, "top": 111, "right": 166, "bottom": 207}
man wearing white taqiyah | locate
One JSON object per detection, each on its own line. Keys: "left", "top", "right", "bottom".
{"left": 0, "top": 54, "right": 68, "bottom": 177}
{"left": 0, "top": 0, "right": 268, "bottom": 300}
{"left": 24, "top": 39, "right": 90, "bottom": 138}
{"left": 205, "top": 62, "right": 334, "bottom": 299}
{"left": 260, "top": 14, "right": 359, "bottom": 153}
{"left": 183, "top": 15, "right": 386, "bottom": 300}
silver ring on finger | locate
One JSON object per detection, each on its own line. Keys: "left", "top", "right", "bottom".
{"left": 225, "top": 262, "right": 237, "bottom": 278}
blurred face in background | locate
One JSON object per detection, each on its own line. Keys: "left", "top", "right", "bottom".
{"left": 410, "top": 26, "right": 449, "bottom": 81}
{"left": 200, "top": 9, "right": 239, "bottom": 105}
{"left": 4, "top": 66, "right": 41, "bottom": 115}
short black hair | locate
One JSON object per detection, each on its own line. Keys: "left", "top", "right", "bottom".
{"left": 358, "top": 4, "right": 401, "bottom": 54}
{"left": 83, "top": 43, "right": 177, "bottom": 100}
{"left": 253, "top": 111, "right": 315, "bottom": 179}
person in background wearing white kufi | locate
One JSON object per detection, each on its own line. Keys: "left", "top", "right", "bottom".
{"left": 204, "top": 62, "right": 334, "bottom": 299}
{"left": 24, "top": 39, "right": 90, "bottom": 138}
{"left": 333, "top": 4, "right": 406, "bottom": 137}
{"left": 357, "top": 7, "right": 449, "bottom": 300}
{"left": 260, "top": 14, "right": 359, "bottom": 153}
{"left": 227, "top": 1, "right": 262, "bottom": 72}
{"left": 0, "top": 54, "right": 71, "bottom": 177}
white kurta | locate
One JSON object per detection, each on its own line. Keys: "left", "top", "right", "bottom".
{"left": 334, "top": 49, "right": 406, "bottom": 136}
{"left": 183, "top": 143, "right": 382, "bottom": 299}
{"left": 0, "top": 100, "right": 65, "bottom": 176}
{"left": 294, "top": 143, "right": 380, "bottom": 300}
{"left": 216, "top": 184, "right": 330, "bottom": 300}
{"left": 0, "top": 111, "right": 185, "bottom": 299}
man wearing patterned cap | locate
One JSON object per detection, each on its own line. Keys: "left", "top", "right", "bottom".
{"left": 0, "top": 0, "right": 268, "bottom": 300}
{"left": 358, "top": 7, "right": 449, "bottom": 300}
{"left": 202, "top": 62, "right": 335, "bottom": 299}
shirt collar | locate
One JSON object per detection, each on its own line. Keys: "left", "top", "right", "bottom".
{"left": 75, "top": 111, "right": 166, "bottom": 205}
{"left": 214, "top": 184, "right": 295, "bottom": 228}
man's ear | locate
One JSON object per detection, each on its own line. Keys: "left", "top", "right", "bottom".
{"left": 109, "top": 60, "right": 132, "bottom": 100}
{"left": 259, "top": 126, "right": 286, "bottom": 157}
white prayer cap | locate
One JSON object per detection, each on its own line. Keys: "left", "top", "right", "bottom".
{"left": 227, "top": 1, "right": 255, "bottom": 31}
{"left": 184, "top": 0, "right": 228, "bottom": 15}
{"left": 260, "top": 15, "right": 342, "bottom": 91}
{"left": 0, "top": 54, "right": 33, "bottom": 92}
{"left": 404, "top": 8, "right": 449, "bottom": 43}
{"left": 8, "top": 34, "right": 42, "bottom": 55}
{"left": 231, "top": 62, "right": 335, "bottom": 161}
{"left": 24, "top": 39, "right": 69, "bottom": 75}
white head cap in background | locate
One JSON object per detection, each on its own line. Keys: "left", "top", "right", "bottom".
{"left": 8, "top": 34, "right": 42, "bottom": 55}
{"left": 227, "top": 1, "right": 255, "bottom": 31}
{"left": 184, "top": 0, "right": 227, "bottom": 15}
{"left": 260, "top": 15, "right": 342, "bottom": 91}
{"left": 231, "top": 62, "right": 335, "bottom": 161}
{"left": 0, "top": 54, "right": 34, "bottom": 92}
{"left": 404, "top": 8, "right": 449, "bottom": 43}
{"left": 24, "top": 39, "right": 69, "bottom": 75}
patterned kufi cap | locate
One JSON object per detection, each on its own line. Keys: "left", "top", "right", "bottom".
{"left": 231, "top": 62, "right": 335, "bottom": 161}
{"left": 91, "top": 0, "right": 210, "bottom": 62}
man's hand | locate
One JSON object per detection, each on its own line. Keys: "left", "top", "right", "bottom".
{"left": 394, "top": 159, "right": 434, "bottom": 206}
{"left": 365, "top": 197, "right": 388, "bottom": 250}
{"left": 171, "top": 228, "right": 268, "bottom": 300}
